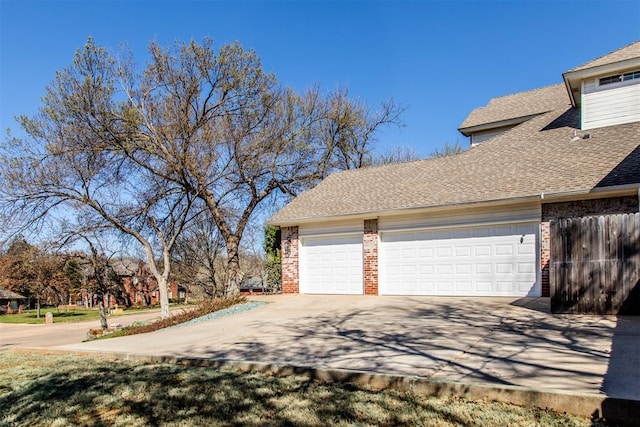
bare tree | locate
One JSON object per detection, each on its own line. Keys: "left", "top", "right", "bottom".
{"left": 172, "top": 217, "right": 226, "bottom": 298}
{"left": 117, "top": 39, "right": 404, "bottom": 294}
{"left": 0, "top": 41, "right": 196, "bottom": 318}
{"left": 430, "top": 140, "right": 465, "bottom": 158}
{"left": 73, "top": 235, "right": 125, "bottom": 330}
{"left": 365, "top": 145, "right": 422, "bottom": 166}
{"left": 1, "top": 38, "right": 404, "bottom": 296}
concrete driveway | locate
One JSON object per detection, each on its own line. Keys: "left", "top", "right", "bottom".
{"left": 6, "top": 295, "right": 640, "bottom": 400}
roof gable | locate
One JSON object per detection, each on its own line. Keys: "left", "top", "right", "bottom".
{"left": 458, "top": 84, "right": 569, "bottom": 133}
{"left": 563, "top": 41, "right": 640, "bottom": 107}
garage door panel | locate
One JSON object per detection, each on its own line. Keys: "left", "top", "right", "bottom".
{"left": 495, "top": 263, "right": 513, "bottom": 274}
{"left": 475, "top": 263, "right": 492, "bottom": 274}
{"left": 518, "top": 264, "right": 535, "bottom": 274}
{"left": 300, "top": 234, "right": 363, "bottom": 295}
{"left": 438, "top": 281, "right": 454, "bottom": 292}
{"left": 455, "top": 246, "right": 472, "bottom": 257}
{"left": 495, "top": 244, "right": 513, "bottom": 255}
{"left": 456, "top": 264, "right": 472, "bottom": 274}
{"left": 456, "top": 281, "right": 473, "bottom": 292}
{"left": 437, "top": 264, "right": 453, "bottom": 275}
{"left": 419, "top": 265, "right": 434, "bottom": 275}
{"left": 418, "top": 247, "right": 434, "bottom": 258}
{"left": 475, "top": 245, "right": 492, "bottom": 256}
{"left": 380, "top": 223, "right": 539, "bottom": 297}
{"left": 417, "top": 281, "right": 435, "bottom": 292}
{"left": 477, "top": 281, "right": 492, "bottom": 292}
{"left": 437, "top": 247, "right": 452, "bottom": 257}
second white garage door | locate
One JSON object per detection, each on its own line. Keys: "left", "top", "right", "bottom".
{"left": 300, "top": 234, "right": 363, "bottom": 294}
{"left": 379, "top": 224, "right": 539, "bottom": 296}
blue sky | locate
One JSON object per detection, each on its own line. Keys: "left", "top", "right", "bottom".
{"left": 1, "top": 0, "right": 639, "bottom": 157}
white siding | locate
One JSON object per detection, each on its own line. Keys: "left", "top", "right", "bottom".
{"left": 582, "top": 80, "right": 640, "bottom": 130}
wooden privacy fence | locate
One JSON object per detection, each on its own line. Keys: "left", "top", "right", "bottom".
{"left": 550, "top": 213, "right": 640, "bottom": 315}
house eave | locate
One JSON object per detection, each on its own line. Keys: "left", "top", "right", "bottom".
{"left": 458, "top": 113, "right": 541, "bottom": 137}
{"left": 267, "top": 195, "right": 543, "bottom": 227}
{"left": 268, "top": 184, "right": 640, "bottom": 227}
{"left": 540, "top": 183, "right": 640, "bottom": 202}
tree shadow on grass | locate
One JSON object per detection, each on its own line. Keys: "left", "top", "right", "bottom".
{"left": 0, "top": 352, "right": 570, "bottom": 427}
{"left": 1, "top": 352, "right": 592, "bottom": 427}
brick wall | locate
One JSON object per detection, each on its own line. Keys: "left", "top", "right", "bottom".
{"left": 363, "top": 219, "right": 379, "bottom": 295}
{"left": 540, "top": 195, "right": 639, "bottom": 296}
{"left": 281, "top": 226, "right": 299, "bottom": 293}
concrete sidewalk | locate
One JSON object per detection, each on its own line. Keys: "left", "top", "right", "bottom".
{"left": 45, "top": 294, "right": 640, "bottom": 402}
{"left": 1, "top": 308, "right": 172, "bottom": 348}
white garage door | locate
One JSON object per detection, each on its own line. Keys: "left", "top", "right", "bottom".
{"left": 379, "top": 224, "right": 539, "bottom": 296}
{"left": 300, "top": 234, "right": 363, "bottom": 294}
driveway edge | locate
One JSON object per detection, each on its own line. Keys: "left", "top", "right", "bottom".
{"left": 12, "top": 348, "right": 638, "bottom": 425}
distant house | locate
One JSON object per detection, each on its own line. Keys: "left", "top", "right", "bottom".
{"left": 268, "top": 41, "right": 640, "bottom": 298}
{"left": 0, "top": 288, "right": 27, "bottom": 313}
{"left": 111, "top": 259, "right": 188, "bottom": 307}
{"left": 240, "top": 276, "right": 267, "bottom": 295}
{"left": 80, "top": 259, "right": 188, "bottom": 308}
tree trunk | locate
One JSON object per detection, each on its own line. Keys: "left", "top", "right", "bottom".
{"left": 98, "top": 300, "right": 108, "bottom": 330}
{"left": 36, "top": 298, "right": 41, "bottom": 319}
{"left": 141, "top": 238, "right": 172, "bottom": 319}
{"left": 157, "top": 275, "right": 170, "bottom": 319}
{"left": 225, "top": 237, "right": 241, "bottom": 296}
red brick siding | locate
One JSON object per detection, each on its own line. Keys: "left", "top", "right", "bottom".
{"left": 281, "top": 226, "right": 299, "bottom": 293}
{"left": 540, "top": 195, "right": 639, "bottom": 296}
{"left": 363, "top": 219, "right": 379, "bottom": 295}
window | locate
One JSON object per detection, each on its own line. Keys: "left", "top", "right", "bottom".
{"left": 622, "top": 70, "right": 640, "bottom": 81}
{"left": 599, "top": 70, "right": 640, "bottom": 86}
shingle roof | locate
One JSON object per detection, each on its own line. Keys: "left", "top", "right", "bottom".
{"left": 458, "top": 84, "right": 569, "bottom": 131}
{"left": 569, "top": 41, "right": 640, "bottom": 72}
{"left": 0, "top": 288, "right": 27, "bottom": 299}
{"left": 269, "top": 103, "right": 640, "bottom": 224}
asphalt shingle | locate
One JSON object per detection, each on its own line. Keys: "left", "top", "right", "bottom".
{"left": 269, "top": 102, "right": 640, "bottom": 224}
{"left": 458, "top": 84, "right": 569, "bottom": 131}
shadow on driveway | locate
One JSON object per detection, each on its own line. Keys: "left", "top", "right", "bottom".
{"left": 171, "top": 297, "right": 623, "bottom": 397}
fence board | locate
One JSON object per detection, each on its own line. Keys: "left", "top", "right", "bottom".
{"left": 550, "top": 213, "right": 640, "bottom": 315}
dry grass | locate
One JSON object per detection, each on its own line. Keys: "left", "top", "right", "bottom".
{"left": 0, "top": 351, "right": 591, "bottom": 427}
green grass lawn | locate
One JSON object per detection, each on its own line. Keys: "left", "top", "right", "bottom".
{"left": 0, "top": 308, "right": 101, "bottom": 324}
{"left": 0, "top": 351, "right": 590, "bottom": 427}
{"left": 0, "top": 305, "right": 189, "bottom": 325}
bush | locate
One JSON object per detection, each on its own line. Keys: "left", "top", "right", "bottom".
{"left": 98, "top": 294, "right": 246, "bottom": 340}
